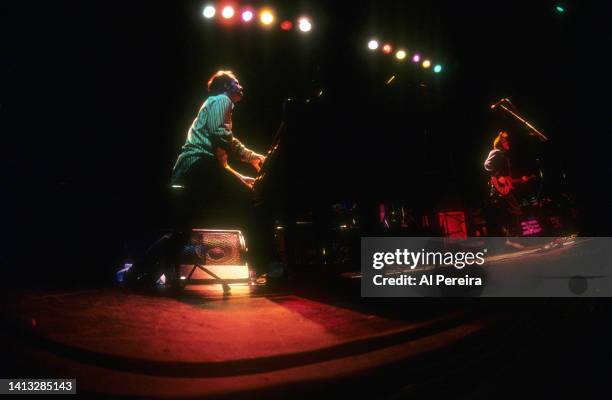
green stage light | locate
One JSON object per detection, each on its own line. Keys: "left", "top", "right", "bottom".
{"left": 433, "top": 64, "right": 442, "bottom": 73}
{"left": 555, "top": 5, "right": 565, "bottom": 13}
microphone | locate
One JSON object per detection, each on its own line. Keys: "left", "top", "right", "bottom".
{"left": 490, "top": 98, "right": 511, "bottom": 109}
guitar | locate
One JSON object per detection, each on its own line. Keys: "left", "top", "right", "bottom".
{"left": 490, "top": 174, "right": 536, "bottom": 196}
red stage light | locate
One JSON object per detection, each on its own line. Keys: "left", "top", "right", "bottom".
{"left": 280, "top": 20, "right": 293, "bottom": 30}
{"left": 382, "top": 44, "right": 393, "bottom": 54}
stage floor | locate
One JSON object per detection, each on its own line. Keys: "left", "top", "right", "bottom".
{"left": 1, "top": 281, "right": 500, "bottom": 398}
{"left": 1, "top": 238, "right": 608, "bottom": 398}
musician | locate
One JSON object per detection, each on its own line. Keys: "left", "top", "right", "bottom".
{"left": 171, "top": 70, "right": 265, "bottom": 187}
{"left": 130, "top": 70, "right": 268, "bottom": 287}
{"left": 484, "top": 131, "right": 528, "bottom": 244}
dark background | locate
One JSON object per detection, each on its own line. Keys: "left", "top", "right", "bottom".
{"left": 1, "top": 1, "right": 610, "bottom": 281}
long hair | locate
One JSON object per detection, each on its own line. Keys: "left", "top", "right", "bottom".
{"left": 207, "top": 70, "right": 238, "bottom": 95}
{"left": 493, "top": 131, "right": 509, "bottom": 150}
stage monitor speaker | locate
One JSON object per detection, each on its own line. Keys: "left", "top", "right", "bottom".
{"left": 179, "top": 229, "right": 249, "bottom": 281}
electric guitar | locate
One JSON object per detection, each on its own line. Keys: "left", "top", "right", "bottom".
{"left": 490, "top": 174, "right": 536, "bottom": 196}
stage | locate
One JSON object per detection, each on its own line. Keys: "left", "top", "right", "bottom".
{"left": 1, "top": 285, "right": 480, "bottom": 397}
{"left": 2, "top": 241, "right": 609, "bottom": 399}
{"left": 2, "top": 1, "right": 610, "bottom": 398}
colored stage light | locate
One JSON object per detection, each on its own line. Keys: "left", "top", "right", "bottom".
{"left": 433, "top": 64, "right": 442, "bottom": 73}
{"left": 368, "top": 40, "right": 379, "bottom": 50}
{"left": 203, "top": 5, "right": 216, "bottom": 19}
{"left": 422, "top": 59, "right": 431, "bottom": 68}
{"left": 260, "top": 10, "right": 275, "bottom": 25}
{"left": 382, "top": 44, "right": 393, "bottom": 54}
{"left": 241, "top": 10, "right": 254, "bottom": 22}
{"left": 221, "top": 6, "right": 235, "bottom": 19}
{"left": 298, "top": 17, "right": 312, "bottom": 32}
{"left": 412, "top": 54, "right": 421, "bottom": 62}
{"left": 395, "top": 50, "right": 407, "bottom": 60}
{"left": 555, "top": 5, "right": 565, "bottom": 13}
{"left": 280, "top": 20, "right": 293, "bottom": 30}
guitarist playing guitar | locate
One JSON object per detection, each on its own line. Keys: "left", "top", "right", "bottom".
{"left": 484, "top": 131, "right": 535, "bottom": 245}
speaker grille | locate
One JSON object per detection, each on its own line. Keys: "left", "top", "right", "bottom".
{"left": 188, "top": 229, "right": 246, "bottom": 265}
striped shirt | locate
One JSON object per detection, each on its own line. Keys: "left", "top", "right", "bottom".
{"left": 171, "top": 93, "right": 256, "bottom": 184}
{"left": 484, "top": 149, "right": 511, "bottom": 177}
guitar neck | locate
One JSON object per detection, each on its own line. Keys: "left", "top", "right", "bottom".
{"left": 510, "top": 174, "right": 536, "bottom": 183}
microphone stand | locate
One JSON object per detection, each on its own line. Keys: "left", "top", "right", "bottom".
{"left": 495, "top": 100, "right": 549, "bottom": 142}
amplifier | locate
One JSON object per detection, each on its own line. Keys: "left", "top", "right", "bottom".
{"left": 179, "top": 229, "right": 249, "bottom": 281}
{"left": 438, "top": 211, "right": 467, "bottom": 240}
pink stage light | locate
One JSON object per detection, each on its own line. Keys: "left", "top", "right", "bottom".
{"left": 241, "top": 10, "right": 254, "bottom": 22}
{"left": 412, "top": 54, "right": 421, "bottom": 62}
